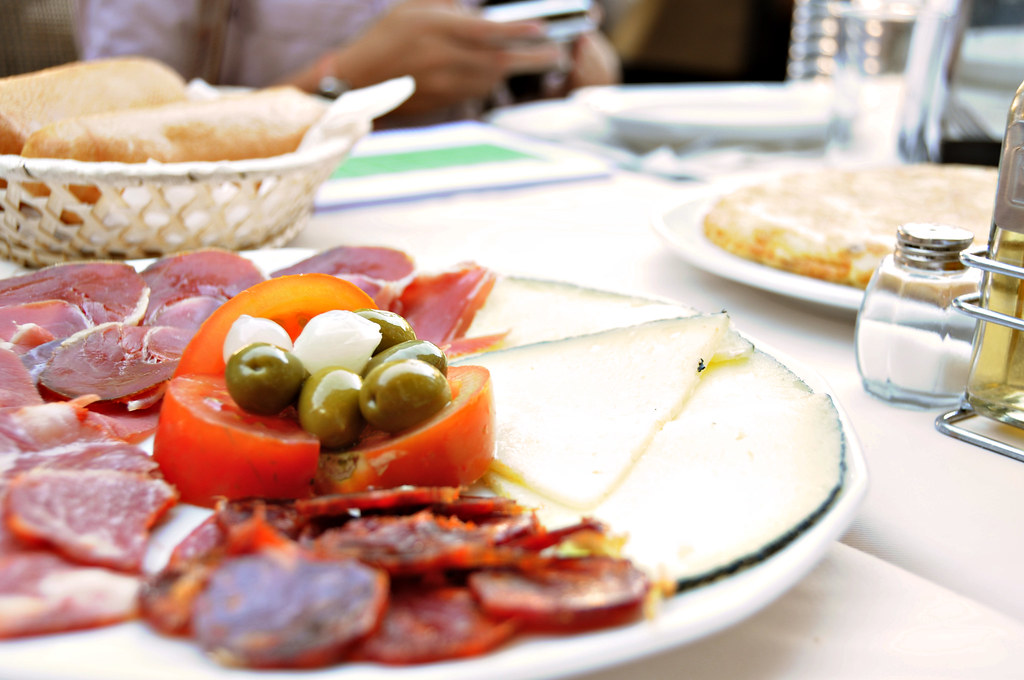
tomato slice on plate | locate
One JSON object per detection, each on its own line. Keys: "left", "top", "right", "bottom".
{"left": 174, "top": 274, "right": 377, "bottom": 377}
{"left": 153, "top": 374, "right": 320, "bottom": 508}
{"left": 315, "top": 365, "right": 495, "bottom": 493}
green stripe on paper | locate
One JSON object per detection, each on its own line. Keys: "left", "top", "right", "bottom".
{"left": 331, "top": 143, "right": 538, "bottom": 179}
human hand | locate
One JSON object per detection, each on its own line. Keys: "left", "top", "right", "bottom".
{"left": 331, "top": 0, "right": 566, "bottom": 116}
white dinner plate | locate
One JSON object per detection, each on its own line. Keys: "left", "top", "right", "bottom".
{"left": 652, "top": 193, "right": 864, "bottom": 311}
{"left": 573, "top": 82, "right": 832, "bottom": 150}
{"left": 957, "top": 26, "right": 1024, "bottom": 91}
{"left": 0, "top": 248, "right": 867, "bottom": 680}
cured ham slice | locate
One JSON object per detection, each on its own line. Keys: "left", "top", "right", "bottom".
{"left": 5, "top": 469, "right": 178, "bottom": 571}
{"left": 0, "top": 300, "right": 90, "bottom": 353}
{"left": 5, "top": 442, "right": 158, "bottom": 480}
{"left": 0, "top": 400, "right": 113, "bottom": 455}
{"left": 271, "top": 246, "right": 414, "bottom": 281}
{"left": 272, "top": 246, "right": 416, "bottom": 309}
{"left": 191, "top": 552, "right": 388, "bottom": 668}
{"left": 0, "top": 551, "right": 140, "bottom": 638}
{"left": 0, "top": 347, "right": 42, "bottom": 408}
{"left": 145, "top": 296, "right": 225, "bottom": 331}
{"left": 0, "top": 262, "right": 149, "bottom": 326}
{"left": 351, "top": 586, "right": 518, "bottom": 664}
{"left": 141, "top": 250, "right": 265, "bottom": 327}
{"left": 38, "top": 323, "right": 191, "bottom": 403}
{"left": 395, "top": 263, "right": 497, "bottom": 347}
{"left": 82, "top": 401, "right": 161, "bottom": 444}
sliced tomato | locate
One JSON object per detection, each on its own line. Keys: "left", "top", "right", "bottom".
{"left": 173, "top": 274, "right": 377, "bottom": 377}
{"left": 153, "top": 374, "right": 320, "bottom": 508}
{"left": 314, "top": 365, "right": 495, "bottom": 494}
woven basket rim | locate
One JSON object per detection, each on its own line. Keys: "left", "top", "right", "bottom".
{"left": 0, "top": 134, "right": 357, "bottom": 184}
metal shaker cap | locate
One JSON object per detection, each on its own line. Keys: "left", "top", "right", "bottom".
{"left": 895, "top": 223, "right": 975, "bottom": 270}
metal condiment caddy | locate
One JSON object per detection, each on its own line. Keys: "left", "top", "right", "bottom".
{"left": 937, "top": 248, "right": 1024, "bottom": 464}
{"left": 935, "top": 78, "right": 1024, "bottom": 463}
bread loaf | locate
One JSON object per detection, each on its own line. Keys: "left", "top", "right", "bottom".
{"left": 0, "top": 57, "right": 188, "bottom": 155}
{"left": 21, "top": 86, "right": 327, "bottom": 163}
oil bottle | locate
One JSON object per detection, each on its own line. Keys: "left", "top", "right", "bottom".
{"left": 963, "top": 79, "right": 1024, "bottom": 427}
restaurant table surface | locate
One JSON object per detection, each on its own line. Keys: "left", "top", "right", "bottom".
{"left": 294, "top": 146, "right": 1024, "bottom": 676}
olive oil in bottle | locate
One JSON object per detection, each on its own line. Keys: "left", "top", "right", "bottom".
{"left": 965, "top": 80, "right": 1024, "bottom": 426}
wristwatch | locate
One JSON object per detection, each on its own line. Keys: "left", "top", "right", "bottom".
{"left": 317, "top": 75, "right": 351, "bottom": 100}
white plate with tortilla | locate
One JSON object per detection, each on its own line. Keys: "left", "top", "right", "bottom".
{"left": 652, "top": 194, "right": 864, "bottom": 311}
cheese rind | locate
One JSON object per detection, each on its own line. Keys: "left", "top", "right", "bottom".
{"left": 486, "top": 350, "right": 845, "bottom": 584}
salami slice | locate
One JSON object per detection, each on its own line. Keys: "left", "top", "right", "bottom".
{"left": 192, "top": 552, "right": 388, "bottom": 668}
{"left": 0, "top": 262, "right": 149, "bottom": 326}
{"left": 5, "top": 469, "right": 178, "bottom": 571}
{"left": 351, "top": 585, "right": 518, "bottom": 664}
{"left": 468, "top": 557, "right": 651, "bottom": 631}
{"left": 39, "top": 323, "right": 191, "bottom": 402}
{"left": 0, "top": 551, "right": 140, "bottom": 638}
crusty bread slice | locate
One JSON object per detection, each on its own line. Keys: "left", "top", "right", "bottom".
{"left": 21, "top": 86, "right": 326, "bottom": 163}
{"left": 0, "top": 57, "right": 187, "bottom": 155}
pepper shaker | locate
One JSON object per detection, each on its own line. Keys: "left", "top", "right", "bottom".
{"left": 855, "top": 222, "right": 980, "bottom": 407}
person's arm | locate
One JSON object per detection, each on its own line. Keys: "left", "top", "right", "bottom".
{"left": 277, "top": 0, "right": 564, "bottom": 115}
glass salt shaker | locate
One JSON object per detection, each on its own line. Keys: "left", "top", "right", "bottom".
{"left": 855, "top": 222, "right": 980, "bottom": 407}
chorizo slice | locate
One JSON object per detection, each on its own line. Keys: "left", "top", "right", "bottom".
{"left": 468, "top": 557, "right": 651, "bottom": 631}
{"left": 312, "top": 511, "right": 539, "bottom": 575}
{"left": 192, "top": 552, "right": 388, "bottom": 669}
{"left": 139, "top": 559, "right": 217, "bottom": 636}
{"left": 5, "top": 469, "right": 178, "bottom": 571}
{"left": 351, "top": 585, "right": 518, "bottom": 664}
{"left": 294, "top": 486, "right": 461, "bottom": 518}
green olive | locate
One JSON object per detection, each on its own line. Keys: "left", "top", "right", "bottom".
{"left": 362, "top": 339, "right": 448, "bottom": 378}
{"left": 225, "top": 342, "right": 306, "bottom": 415}
{"left": 355, "top": 309, "right": 417, "bottom": 354}
{"left": 298, "top": 367, "right": 365, "bottom": 449}
{"left": 359, "top": 359, "right": 452, "bottom": 433}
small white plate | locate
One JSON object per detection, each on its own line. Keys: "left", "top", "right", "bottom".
{"left": 958, "top": 26, "right": 1024, "bottom": 90}
{"left": 574, "top": 82, "right": 832, "bottom": 150}
{"left": 652, "top": 193, "right": 864, "bottom": 311}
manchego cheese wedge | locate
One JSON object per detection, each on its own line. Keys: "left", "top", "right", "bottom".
{"left": 457, "top": 313, "right": 737, "bottom": 510}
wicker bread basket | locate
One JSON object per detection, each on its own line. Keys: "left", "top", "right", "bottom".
{"left": 0, "top": 131, "right": 361, "bottom": 267}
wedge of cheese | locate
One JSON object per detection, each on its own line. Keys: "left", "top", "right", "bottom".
{"left": 486, "top": 349, "right": 845, "bottom": 585}
{"left": 458, "top": 314, "right": 737, "bottom": 510}
{"left": 463, "top": 276, "right": 699, "bottom": 354}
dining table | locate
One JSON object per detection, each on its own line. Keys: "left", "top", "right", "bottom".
{"left": 286, "top": 97, "right": 1024, "bottom": 677}
{"left": 3, "top": 73, "right": 1024, "bottom": 680}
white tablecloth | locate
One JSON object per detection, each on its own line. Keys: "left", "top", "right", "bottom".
{"left": 295, "top": 162, "right": 1024, "bottom": 676}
